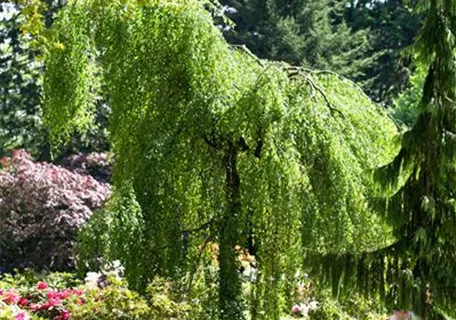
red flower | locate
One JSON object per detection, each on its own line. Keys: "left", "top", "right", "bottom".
{"left": 37, "top": 282, "right": 48, "bottom": 290}
{"left": 76, "top": 298, "right": 85, "bottom": 305}
{"left": 1, "top": 289, "right": 20, "bottom": 304}
{"left": 18, "top": 297, "right": 28, "bottom": 306}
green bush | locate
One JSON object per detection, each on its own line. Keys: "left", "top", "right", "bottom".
{"left": 67, "top": 277, "right": 150, "bottom": 320}
{"left": 309, "top": 294, "right": 387, "bottom": 320}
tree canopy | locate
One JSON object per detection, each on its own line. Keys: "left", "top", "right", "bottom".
{"left": 43, "top": 0, "right": 398, "bottom": 319}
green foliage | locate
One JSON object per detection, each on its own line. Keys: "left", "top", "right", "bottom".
{"left": 344, "top": 0, "right": 422, "bottom": 104}
{"left": 0, "top": 270, "right": 83, "bottom": 290}
{"left": 306, "top": 0, "right": 456, "bottom": 318}
{"left": 0, "top": 3, "right": 45, "bottom": 157}
{"left": 77, "top": 184, "right": 146, "bottom": 290}
{"left": 391, "top": 64, "right": 426, "bottom": 128}
{"left": 69, "top": 275, "right": 194, "bottom": 320}
{"left": 146, "top": 277, "right": 192, "bottom": 319}
{"left": 309, "top": 294, "right": 387, "bottom": 320}
{"left": 68, "top": 276, "right": 151, "bottom": 320}
{"left": 43, "top": 0, "right": 397, "bottom": 318}
{"left": 219, "top": 0, "right": 422, "bottom": 105}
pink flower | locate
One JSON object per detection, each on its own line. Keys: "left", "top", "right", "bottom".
{"left": 47, "top": 289, "right": 80, "bottom": 300}
{"left": 59, "top": 289, "right": 74, "bottom": 299}
{"left": 291, "top": 304, "right": 303, "bottom": 314}
{"left": 1, "top": 289, "right": 21, "bottom": 304}
{"left": 29, "top": 303, "right": 39, "bottom": 312}
{"left": 47, "top": 290, "right": 58, "bottom": 299}
{"left": 37, "top": 282, "right": 48, "bottom": 290}
{"left": 42, "top": 298, "right": 61, "bottom": 310}
{"left": 54, "top": 309, "right": 71, "bottom": 320}
{"left": 14, "top": 311, "right": 30, "bottom": 320}
{"left": 71, "top": 289, "right": 83, "bottom": 296}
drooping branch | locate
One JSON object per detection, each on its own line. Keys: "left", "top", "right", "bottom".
{"left": 286, "top": 66, "right": 346, "bottom": 118}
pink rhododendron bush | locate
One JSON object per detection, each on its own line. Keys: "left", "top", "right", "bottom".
{"left": 0, "top": 150, "right": 111, "bottom": 271}
{"left": 0, "top": 284, "right": 81, "bottom": 320}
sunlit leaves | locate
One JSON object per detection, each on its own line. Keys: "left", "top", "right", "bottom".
{"left": 43, "top": 0, "right": 397, "bottom": 318}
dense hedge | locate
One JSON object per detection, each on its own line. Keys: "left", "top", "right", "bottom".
{"left": 0, "top": 150, "right": 110, "bottom": 272}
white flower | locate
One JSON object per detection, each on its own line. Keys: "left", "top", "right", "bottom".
{"left": 84, "top": 272, "right": 101, "bottom": 288}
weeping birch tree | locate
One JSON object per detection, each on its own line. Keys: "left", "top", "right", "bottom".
{"left": 43, "top": 0, "right": 397, "bottom": 318}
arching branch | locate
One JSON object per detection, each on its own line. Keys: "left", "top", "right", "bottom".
{"left": 305, "top": 76, "right": 347, "bottom": 119}
{"left": 230, "top": 44, "right": 266, "bottom": 67}
{"left": 286, "top": 66, "right": 346, "bottom": 118}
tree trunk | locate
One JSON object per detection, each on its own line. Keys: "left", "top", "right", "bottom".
{"left": 219, "top": 140, "right": 243, "bottom": 320}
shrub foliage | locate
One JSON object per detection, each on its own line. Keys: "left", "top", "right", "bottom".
{"left": 0, "top": 271, "right": 193, "bottom": 320}
{"left": 0, "top": 149, "right": 110, "bottom": 271}
{"left": 58, "top": 152, "right": 113, "bottom": 183}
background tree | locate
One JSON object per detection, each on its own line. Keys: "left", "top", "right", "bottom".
{"left": 43, "top": 0, "right": 397, "bottom": 319}
{"left": 344, "top": 0, "right": 422, "bottom": 104}
{"left": 220, "top": 0, "right": 372, "bottom": 79}
{"left": 391, "top": 64, "right": 426, "bottom": 128}
{"left": 220, "top": 0, "right": 422, "bottom": 105}
{"left": 0, "top": 2, "right": 45, "bottom": 157}
{"left": 307, "top": 1, "right": 456, "bottom": 318}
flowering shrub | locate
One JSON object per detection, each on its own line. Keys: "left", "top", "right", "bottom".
{"left": 1, "top": 280, "right": 84, "bottom": 320}
{"left": 0, "top": 271, "right": 194, "bottom": 320}
{"left": 68, "top": 279, "right": 150, "bottom": 320}
{"left": 0, "top": 149, "right": 111, "bottom": 271}
{"left": 58, "top": 152, "right": 113, "bottom": 183}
